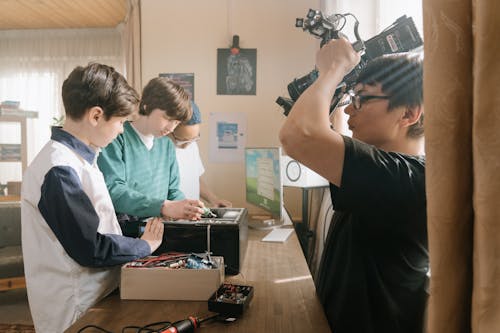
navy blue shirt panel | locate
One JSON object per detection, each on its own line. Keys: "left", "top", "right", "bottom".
{"left": 38, "top": 165, "right": 150, "bottom": 267}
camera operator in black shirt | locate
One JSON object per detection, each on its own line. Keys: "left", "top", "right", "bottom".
{"left": 279, "top": 38, "right": 428, "bottom": 333}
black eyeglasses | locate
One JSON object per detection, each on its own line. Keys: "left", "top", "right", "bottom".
{"left": 348, "top": 91, "right": 391, "bottom": 110}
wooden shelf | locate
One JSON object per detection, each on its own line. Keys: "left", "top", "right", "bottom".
{"left": 0, "top": 112, "right": 36, "bottom": 191}
{"left": 0, "top": 195, "right": 20, "bottom": 202}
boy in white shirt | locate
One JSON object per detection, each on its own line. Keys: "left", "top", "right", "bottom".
{"left": 170, "top": 101, "right": 232, "bottom": 207}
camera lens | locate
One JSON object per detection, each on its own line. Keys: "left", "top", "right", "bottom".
{"left": 287, "top": 70, "right": 319, "bottom": 101}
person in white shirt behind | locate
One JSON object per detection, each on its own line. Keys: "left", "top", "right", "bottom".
{"left": 170, "top": 101, "right": 232, "bottom": 207}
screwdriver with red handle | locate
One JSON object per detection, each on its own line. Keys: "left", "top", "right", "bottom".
{"left": 160, "top": 316, "right": 199, "bottom": 333}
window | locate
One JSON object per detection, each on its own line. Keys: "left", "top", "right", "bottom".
{"left": 0, "top": 28, "right": 124, "bottom": 184}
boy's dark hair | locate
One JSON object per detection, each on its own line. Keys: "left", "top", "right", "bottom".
{"left": 62, "top": 63, "right": 139, "bottom": 121}
{"left": 357, "top": 53, "right": 424, "bottom": 138}
{"left": 138, "top": 77, "right": 191, "bottom": 122}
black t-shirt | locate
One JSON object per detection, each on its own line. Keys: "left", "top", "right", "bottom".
{"left": 316, "top": 136, "right": 429, "bottom": 333}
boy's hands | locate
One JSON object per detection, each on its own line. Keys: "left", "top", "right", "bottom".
{"left": 140, "top": 217, "right": 164, "bottom": 253}
{"left": 316, "top": 38, "right": 361, "bottom": 79}
{"left": 161, "top": 199, "right": 205, "bottom": 221}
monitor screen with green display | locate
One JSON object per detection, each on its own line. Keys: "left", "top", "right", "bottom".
{"left": 245, "top": 147, "right": 283, "bottom": 222}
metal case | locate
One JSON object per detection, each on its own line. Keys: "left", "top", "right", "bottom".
{"left": 157, "top": 208, "right": 248, "bottom": 275}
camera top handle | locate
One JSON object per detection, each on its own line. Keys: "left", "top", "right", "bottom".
{"left": 297, "top": 10, "right": 366, "bottom": 54}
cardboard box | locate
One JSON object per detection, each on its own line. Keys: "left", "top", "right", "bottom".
{"left": 120, "top": 256, "right": 224, "bottom": 301}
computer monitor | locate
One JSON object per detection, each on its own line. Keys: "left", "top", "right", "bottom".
{"left": 245, "top": 147, "right": 287, "bottom": 229}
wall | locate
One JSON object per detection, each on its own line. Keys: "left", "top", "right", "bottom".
{"left": 141, "top": 0, "right": 320, "bottom": 217}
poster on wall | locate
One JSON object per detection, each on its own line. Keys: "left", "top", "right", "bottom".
{"left": 208, "top": 112, "right": 247, "bottom": 163}
{"left": 216, "top": 49, "right": 257, "bottom": 95}
{"left": 159, "top": 73, "right": 195, "bottom": 100}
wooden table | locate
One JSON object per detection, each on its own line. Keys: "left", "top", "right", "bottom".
{"left": 0, "top": 195, "right": 20, "bottom": 202}
{"left": 65, "top": 229, "right": 331, "bottom": 333}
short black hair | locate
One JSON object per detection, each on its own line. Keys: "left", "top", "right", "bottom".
{"left": 62, "top": 63, "right": 139, "bottom": 121}
{"left": 357, "top": 53, "right": 424, "bottom": 138}
{"left": 139, "top": 77, "right": 191, "bottom": 122}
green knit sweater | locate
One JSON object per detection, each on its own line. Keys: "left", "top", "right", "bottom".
{"left": 97, "top": 121, "right": 184, "bottom": 218}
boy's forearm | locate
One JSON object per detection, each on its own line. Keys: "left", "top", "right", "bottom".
{"left": 280, "top": 38, "right": 360, "bottom": 150}
{"left": 279, "top": 39, "right": 359, "bottom": 186}
{"left": 109, "top": 184, "right": 164, "bottom": 217}
{"left": 279, "top": 70, "right": 344, "bottom": 157}
{"left": 38, "top": 166, "right": 151, "bottom": 267}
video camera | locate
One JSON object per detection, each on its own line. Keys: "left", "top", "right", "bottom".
{"left": 276, "top": 9, "right": 423, "bottom": 116}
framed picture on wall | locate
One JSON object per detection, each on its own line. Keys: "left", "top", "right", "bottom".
{"left": 217, "top": 49, "right": 257, "bottom": 95}
{"left": 159, "top": 73, "right": 195, "bottom": 100}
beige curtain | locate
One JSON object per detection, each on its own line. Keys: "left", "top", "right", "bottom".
{"left": 120, "top": 0, "right": 142, "bottom": 93}
{"left": 424, "top": 1, "right": 500, "bottom": 332}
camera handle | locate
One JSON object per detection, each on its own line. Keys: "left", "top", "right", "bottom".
{"left": 319, "top": 19, "right": 366, "bottom": 62}
{"left": 319, "top": 18, "right": 365, "bottom": 115}
{"left": 351, "top": 20, "right": 365, "bottom": 52}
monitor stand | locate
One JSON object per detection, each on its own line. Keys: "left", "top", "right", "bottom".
{"left": 248, "top": 218, "right": 281, "bottom": 230}
{"left": 248, "top": 206, "right": 292, "bottom": 230}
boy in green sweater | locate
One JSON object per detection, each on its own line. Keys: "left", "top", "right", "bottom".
{"left": 98, "top": 77, "right": 204, "bottom": 220}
